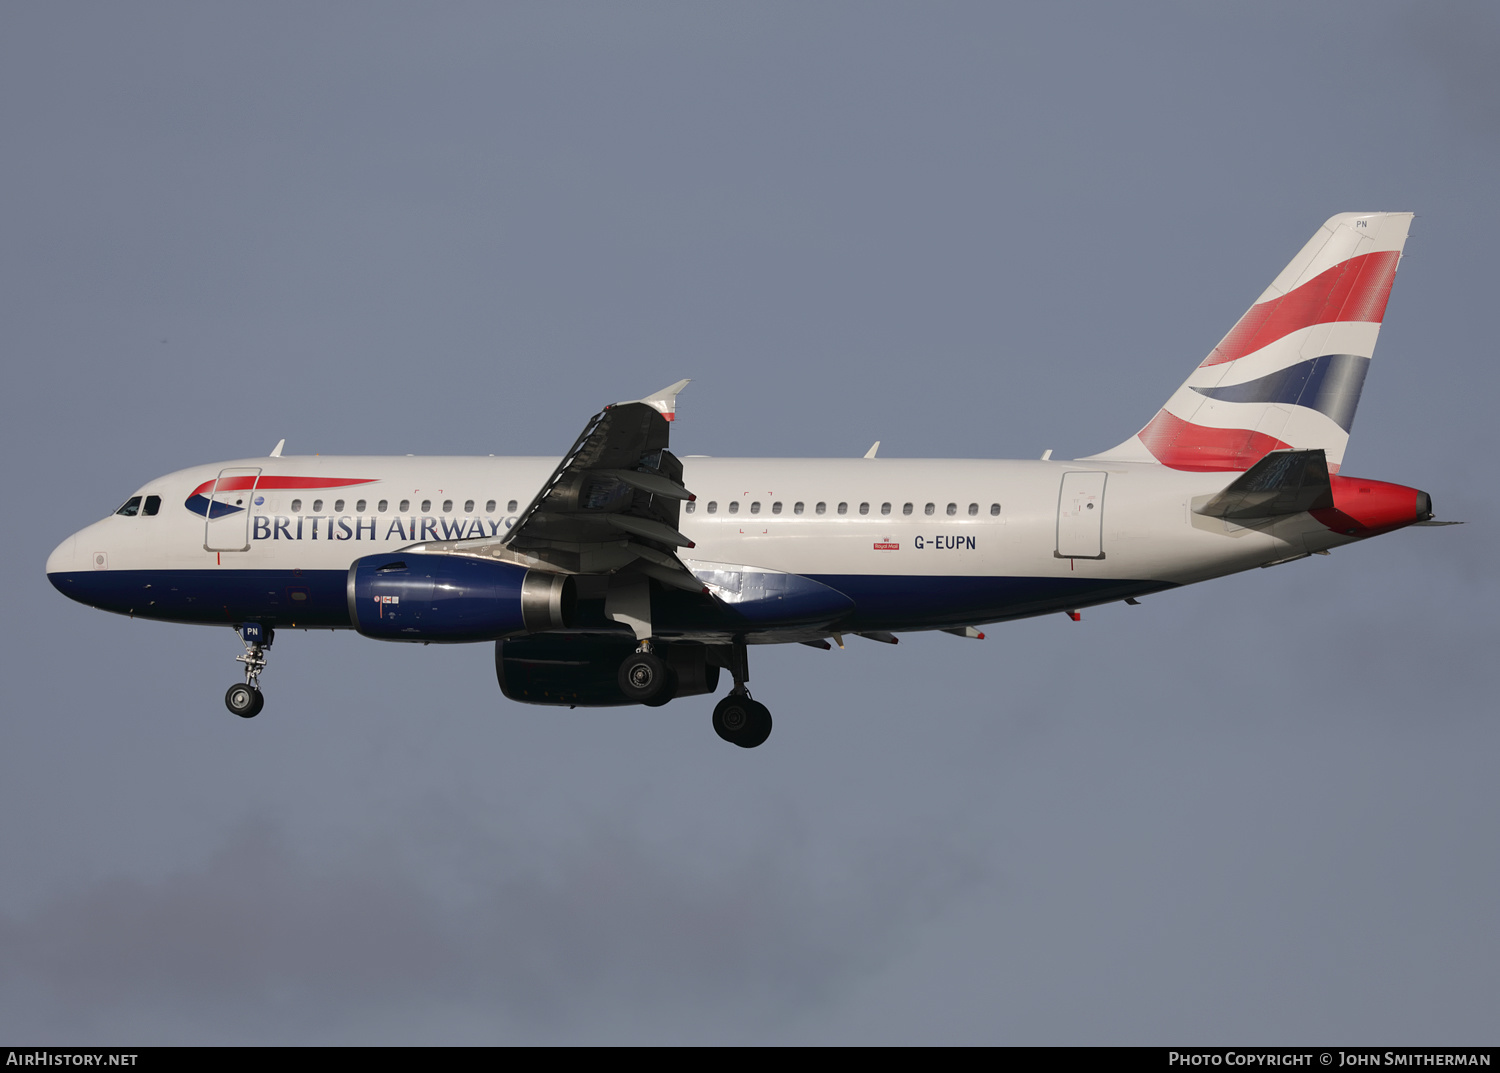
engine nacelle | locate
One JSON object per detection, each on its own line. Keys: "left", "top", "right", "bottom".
{"left": 496, "top": 634, "right": 720, "bottom": 707}
{"left": 347, "top": 553, "right": 573, "bottom": 642}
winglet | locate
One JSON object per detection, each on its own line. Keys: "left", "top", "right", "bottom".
{"left": 621, "top": 379, "right": 691, "bottom": 421}
{"left": 269, "top": 439, "right": 285, "bottom": 458}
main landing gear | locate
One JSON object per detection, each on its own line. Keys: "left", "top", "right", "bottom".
{"left": 712, "top": 637, "right": 772, "bottom": 749}
{"left": 615, "top": 636, "right": 773, "bottom": 747}
{"left": 618, "top": 642, "right": 677, "bottom": 707}
{"left": 225, "top": 623, "right": 272, "bottom": 719}
{"left": 713, "top": 694, "right": 772, "bottom": 749}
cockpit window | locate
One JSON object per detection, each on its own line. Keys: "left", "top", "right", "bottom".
{"left": 142, "top": 495, "right": 162, "bottom": 516}
{"left": 115, "top": 496, "right": 142, "bottom": 517}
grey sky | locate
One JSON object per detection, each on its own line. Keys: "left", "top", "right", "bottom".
{"left": 2, "top": 2, "right": 1495, "bottom": 1044}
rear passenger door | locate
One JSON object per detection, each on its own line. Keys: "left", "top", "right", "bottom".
{"left": 1056, "top": 471, "right": 1107, "bottom": 560}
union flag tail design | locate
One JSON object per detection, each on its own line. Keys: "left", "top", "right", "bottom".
{"left": 1086, "top": 212, "right": 1413, "bottom": 473}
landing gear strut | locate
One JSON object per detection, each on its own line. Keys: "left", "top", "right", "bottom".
{"left": 225, "top": 623, "right": 272, "bottom": 718}
{"left": 712, "top": 636, "right": 772, "bottom": 748}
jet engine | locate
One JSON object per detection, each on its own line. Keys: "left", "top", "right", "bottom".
{"left": 348, "top": 553, "right": 574, "bottom": 641}
{"left": 495, "top": 633, "right": 720, "bottom": 707}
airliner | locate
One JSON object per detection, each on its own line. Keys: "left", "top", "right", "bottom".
{"left": 46, "top": 212, "right": 1447, "bottom": 748}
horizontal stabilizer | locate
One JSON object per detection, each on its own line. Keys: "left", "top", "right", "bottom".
{"left": 1194, "top": 448, "right": 1334, "bottom": 520}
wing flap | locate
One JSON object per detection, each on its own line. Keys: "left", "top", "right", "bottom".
{"left": 392, "top": 382, "right": 702, "bottom": 587}
{"left": 497, "top": 383, "right": 699, "bottom": 581}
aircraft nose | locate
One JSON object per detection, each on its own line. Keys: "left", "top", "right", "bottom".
{"left": 47, "top": 522, "right": 125, "bottom": 611}
{"left": 46, "top": 534, "right": 78, "bottom": 582}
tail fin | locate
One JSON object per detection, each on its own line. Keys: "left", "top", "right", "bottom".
{"left": 1085, "top": 212, "right": 1413, "bottom": 473}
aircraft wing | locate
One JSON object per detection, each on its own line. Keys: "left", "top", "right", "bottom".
{"left": 419, "top": 381, "right": 703, "bottom": 589}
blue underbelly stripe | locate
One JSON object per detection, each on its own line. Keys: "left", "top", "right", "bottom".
{"left": 49, "top": 568, "right": 1175, "bottom": 634}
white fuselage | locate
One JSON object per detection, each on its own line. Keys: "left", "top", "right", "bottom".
{"left": 46, "top": 453, "right": 1352, "bottom": 637}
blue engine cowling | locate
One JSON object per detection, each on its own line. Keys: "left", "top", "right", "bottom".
{"left": 347, "top": 553, "right": 573, "bottom": 642}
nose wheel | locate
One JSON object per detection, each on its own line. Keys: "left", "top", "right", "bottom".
{"left": 225, "top": 682, "right": 264, "bottom": 718}
{"left": 226, "top": 623, "right": 272, "bottom": 719}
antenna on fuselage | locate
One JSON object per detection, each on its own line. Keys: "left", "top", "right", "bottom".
{"left": 269, "top": 439, "right": 285, "bottom": 458}
{"left": 863, "top": 441, "right": 880, "bottom": 459}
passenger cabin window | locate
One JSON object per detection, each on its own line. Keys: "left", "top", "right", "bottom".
{"left": 772, "top": 502, "right": 782, "bottom": 515}
{"left": 685, "top": 501, "right": 696, "bottom": 513}
{"left": 903, "top": 502, "right": 913, "bottom": 515}
{"left": 837, "top": 502, "right": 848, "bottom": 515}
{"left": 421, "top": 500, "right": 431, "bottom": 512}
{"left": 947, "top": 503, "right": 957, "bottom": 516}
{"left": 486, "top": 500, "right": 496, "bottom": 513}
{"left": 990, "top": 503, "right": 1001, "bottom": 516}
{"left": 728, "top": 501, "right": 740, "bottom": 514}
{"left": 443, "top": 499, "right": 453, "bottom": 513}
{"left": 750, "top": 502, "right": 760, "bottom": 514}
{"left": 115, "top": 496, "right": 142, "bottom": 517}
{"left": 880, "top": 502, "right": 891, "bottom": 515}
{"left": 142, "top": 495, "right": 161, "bottom": 516}
{"left": 507, "top": 499, "right": 518, "bottom": 512}
{"left": 924, "top": 503, "right": 935, "bottom": 516}
{"left": 334, "top": 499, "right": 345, "bottom": 512}
{"left": 858, "top": 502, "right": 869, "bottom": 515}
{"left": 291, "top": 499, "right": 303, "bottom": 513}
{"left": 313, "top": 499, "right": 324, "bottom": 512}
{"left": 968, "top": 503, "right": 979, "bottom": 516}
{"left": 378, "top": 500, "right": 388, "bottom": 513}
{"left": 794, "top": 502, "right": 804, "bottom": 515}
{"left": 464, "top": 499, "right": 474, "bottom": 513}
{"left": 355, "top": 499, "right": 366, "bottom": 512}
{"left": 706, "top": 501, "right": 718, "bottom": 514}
{"left": 816, "top": 502, "right": 827, "bottom": 515}
{"left": 400, "top": 499, "right": 410, "bottom": 512}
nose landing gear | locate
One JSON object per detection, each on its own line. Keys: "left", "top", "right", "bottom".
{"left": 225, "top": 623, "right": 272, "bottom": 718}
